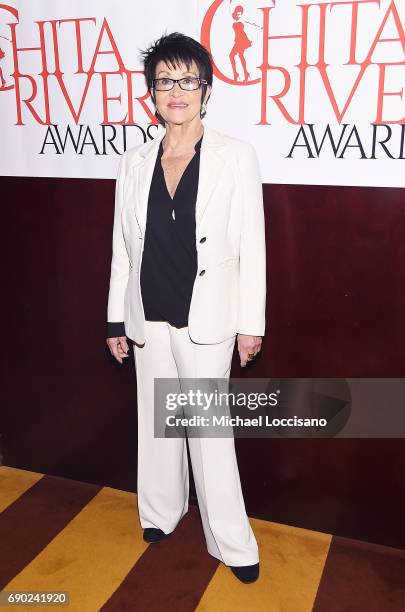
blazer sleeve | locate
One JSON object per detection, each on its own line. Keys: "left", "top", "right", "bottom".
{"left": 107, "top": 152, "right": 130, "bottom": 330}
{"left": 236, "top": 143, "right": 266, "bottom": 336}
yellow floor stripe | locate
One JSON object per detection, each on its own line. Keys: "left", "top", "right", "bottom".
{"left": 4, "top": 486, "right": 148, "bottom": 611}
{"left": 0, "top": 466, "right": 44, "bottom": 512}
{"left": 196, "top": 518, "right": 331, "bottom": 612}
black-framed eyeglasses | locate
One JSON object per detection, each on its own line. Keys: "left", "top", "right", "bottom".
{"left": 152, "top": 77, "right": 208, "bottom": 91}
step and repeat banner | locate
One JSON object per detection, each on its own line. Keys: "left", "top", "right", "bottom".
{"left": 0, "top": 0, "right": 404, "bottom": 186}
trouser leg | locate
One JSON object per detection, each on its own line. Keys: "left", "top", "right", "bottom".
{"left": 168, "top": 325, "right": 260, "bottom": 567}
{"left": 134, "top": 321, "right": 189, "bottom": 534}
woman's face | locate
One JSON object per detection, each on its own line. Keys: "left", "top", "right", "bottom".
{"left": 153, "top": 59, "right": 211, "bottom": 127}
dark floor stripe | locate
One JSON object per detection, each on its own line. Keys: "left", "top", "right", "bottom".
{"left": 101, "top": 507, "right": 219, "bottom": 612}
{"left": 0, "top": 474, "right": 102, "bottom": 589}
{"left": 313, "top": 535, "right": 405, "bottom": 612}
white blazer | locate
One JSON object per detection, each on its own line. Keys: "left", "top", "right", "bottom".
{"left": 107, "top": 124, "right": 266, "bottom": 345}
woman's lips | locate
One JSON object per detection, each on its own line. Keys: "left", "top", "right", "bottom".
{"left": 168, "top": 104, "right": 188, "bottom": 108}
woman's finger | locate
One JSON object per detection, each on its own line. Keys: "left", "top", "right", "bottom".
{"left": 239, "top": 346, "right": 249, "bottom": 367}
{"left": 107, "top": 338, "right": 124, "bottom": 364}
{"left": 118, "top": 336, "right": 130, "bottom": 355}
{"left": 113, "top": 343, "right": 124, "bottom": 363}
{"left": 117, "top": 337, "right": 130, "bottom": 358}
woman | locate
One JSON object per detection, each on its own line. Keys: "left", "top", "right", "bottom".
{"left": 230, "top": 5, "right": 252, "bottom": 82}
{"left": 106, "top": 32, "right": 266, "bottom": 584}
{"left": 0, "top": 48, "right": 6, "bottom": 89}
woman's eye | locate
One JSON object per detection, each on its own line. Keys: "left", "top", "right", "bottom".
{"left": 161, "top": 78, "right": 172, "bottom": 85}
{"left": 183, "top": 77, "right": 195, "bottom": 85}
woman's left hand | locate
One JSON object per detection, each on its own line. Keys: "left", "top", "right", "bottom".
{"left": 237, "top": 334, "right": 262, "bottom": 367}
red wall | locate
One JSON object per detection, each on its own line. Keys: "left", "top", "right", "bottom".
{"left": 1, "top": 175, "right": 404, "bottom": 548}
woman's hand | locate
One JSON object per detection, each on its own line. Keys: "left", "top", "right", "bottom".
{"left": 237, "top": 334, "right": 262, "bottom": 367}
{"left": 106, "top": 336, "right": 130, "bottom": 364}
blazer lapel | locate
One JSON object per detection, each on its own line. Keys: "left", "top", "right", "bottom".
{"left": 128, "top": 124, "right": 226, "bottom": 236}
{"left": 195, "top": 125, "right": 226, "bottom": 226}
{"left": 130, "top": 128, "right": 165, "bottom": 236}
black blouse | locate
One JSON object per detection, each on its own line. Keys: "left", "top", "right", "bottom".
{"left": 106, "top": 133, "right": 203, "bottom": 338}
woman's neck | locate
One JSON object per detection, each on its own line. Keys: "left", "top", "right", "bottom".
{"left": 162, "top": 121, "right": 204, "bottom": 155}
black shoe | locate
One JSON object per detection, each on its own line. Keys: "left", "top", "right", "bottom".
{"left": 230, "top": 562, "right": 259, "bottom": 583}
{"left": 143, "top": 528, "right": 170, "bottom": 543}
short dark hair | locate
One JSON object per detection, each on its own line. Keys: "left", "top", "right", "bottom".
{"left": 232, "top": 6, "right": 244, "bottom": 19}
{"left": 139, "top": 32, "right": 213, "bottom": 116}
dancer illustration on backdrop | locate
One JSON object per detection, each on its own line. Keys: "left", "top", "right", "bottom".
{"left": 0, "top": 35, "right": 12, "bottom": 90}
{"left": 229, "top": 4, "right": 252, "bottom": 82}
{"left": 0, "top": 48, "right": 6, "bottom": 89}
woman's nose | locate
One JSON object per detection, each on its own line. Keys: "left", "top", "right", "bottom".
{"left": 170, "top": 81, "right": 184, "bottom": 95}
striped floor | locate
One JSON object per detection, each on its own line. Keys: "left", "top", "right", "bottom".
{"left": 0, "top": 466, "right": 404, "bottom": 611}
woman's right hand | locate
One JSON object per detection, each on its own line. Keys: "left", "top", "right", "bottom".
{"left": 106, "top": 336, "right": 130, "bottom": 364}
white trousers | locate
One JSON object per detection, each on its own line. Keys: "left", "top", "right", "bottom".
{"left": 133, "top": 320, "right": 259, "bottom": 567}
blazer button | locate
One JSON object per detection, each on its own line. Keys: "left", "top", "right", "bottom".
{"left": 199, "top": 237, "right": 207, "bottom": 243}
{"left": 199, "top": 270, "right": 206, "bottom": 276}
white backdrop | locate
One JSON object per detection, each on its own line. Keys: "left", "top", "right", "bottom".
{"left": 0, "top": 0, "right": 404, "bottom": 187}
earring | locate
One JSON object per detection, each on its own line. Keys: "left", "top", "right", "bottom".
{"left": 200, "top": 102, "right": 207, "bottom": 119}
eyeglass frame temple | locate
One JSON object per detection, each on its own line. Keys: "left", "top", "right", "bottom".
{"left": 152, "top": 77, "right": 208, "bottom": 90}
